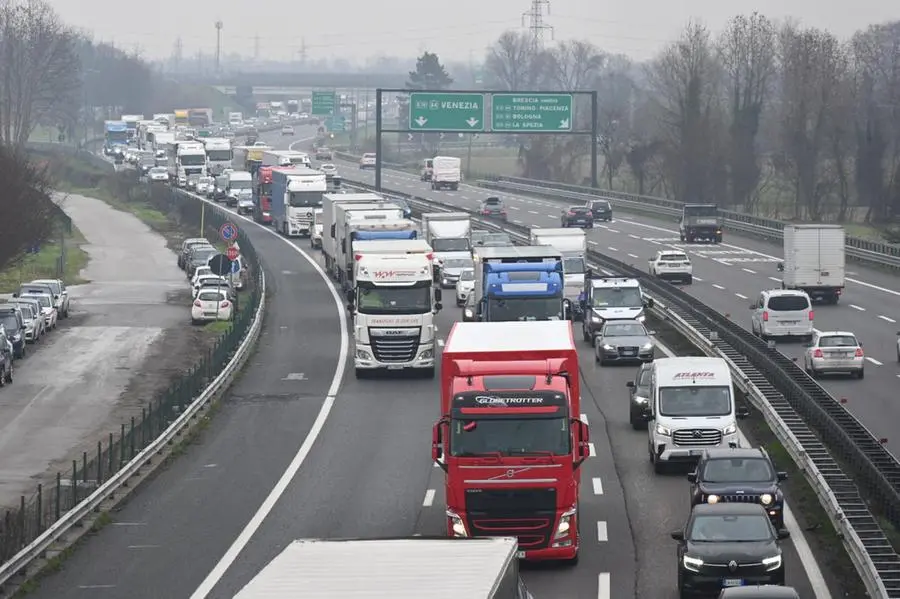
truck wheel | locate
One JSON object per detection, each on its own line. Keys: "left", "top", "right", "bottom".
{"left": 684, "top": 276, "right": 692, "bottom": 285}
{"left": 355, "top": 368, "right": 367, "bottom": 379}
{"left": 451, "top": 183, "right": 458, "bottom": 191}
{"left": 421, "top": 367, "right": 435, "bottom": 379}
{"left": 715, "top": 234, "right": 723, "bottom": 243}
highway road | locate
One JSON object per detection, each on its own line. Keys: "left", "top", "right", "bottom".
{"left": 23, "top": 127, "right": 827, "bottom": 599}
{"left": 329, "top": 156, "right": 900, "bottom": 458}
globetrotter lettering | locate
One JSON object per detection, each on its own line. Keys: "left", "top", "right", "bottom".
{"left": 474, "top": 396, "right": 546, "bottom": 405}
{"left": 673, "top": 372, "right": 715, "bottom": 379}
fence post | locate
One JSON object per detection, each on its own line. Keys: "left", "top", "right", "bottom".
{"left": 120, "top": 423, "right": 126, "bottom": 467}
{"left": 71, "top": 461, "right": 77, "bottom": 508}
{"left": 18, "top": 496, "right": 25, "bottom": 547}
{"left": 109, "top": 432, "right": 114, "bottom": 476}
{"left": 36, "top": 484, "right": 42, "bottom": 534}
{"left": 148, "top": 401, "right": 154, "bottom": 440}
{"left": 141, "top": 407, "right": 147, "bottom": 449}
{"left": 82, "top": 451, "right": 88, "bottom": 484}
{"left": 130, "top": 416, "right": 136, "bottom": 459}
{"left": 97, "top": 440, "right": 103, "bottom": 484}
{"left": 55, "top": 472, "right": 61, "bottom": 521}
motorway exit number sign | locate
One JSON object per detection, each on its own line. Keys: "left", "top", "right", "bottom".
{"left": 312, "top": 91, "right": 335, "bottom": 116}
{"left": 491, "top": 93, "right": 573, "bottom": 132}
{"left": 409, "top": 92, "right": 485, "bottom": 132}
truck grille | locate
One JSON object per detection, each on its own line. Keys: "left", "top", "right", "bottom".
{"left": 464, "top": 488, "right": 557, "bottom": 550}
{"left": 673, "top": 429, "right": 722, "bottom": 447}
{"left": 369, "top": 329, "right": 419, "bottom": 362}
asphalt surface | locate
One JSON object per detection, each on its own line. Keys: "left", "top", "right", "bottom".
{"left": 25, "top": 128, "right": 821, "bottom": 599}
{"left": 332, "top": 158, "right": 900, "bottom": 458}
{"left": 0, "top": 193, "right": 184, "bottom": 507}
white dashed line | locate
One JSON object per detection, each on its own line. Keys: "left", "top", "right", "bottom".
{"left": 528, "top": 210, "right": 539, "bottom": 214}
{"left": 628, "top": 234, "right": 640, "bottom": 239}
{"left": 596, "top": 521, "right": 608, "bottom": 542}
{"left": 628, "top": 253, "right": 638, "bottom": 258}
{"left": 588, "top": 443, "right": 596, "bottom": 457}
{"left": 598, "top": 573, "right": 611, "bottom": 599}
{"left": 866, "top": 357, "right": 883, "bottom": 366}
{"left": 768, "top": 276, "right": 781, "bottom": 283}
{"left": 592, "top": 477, "right": 604, "bottom": 495}
{"left": 607, "top": 247, "right": 618, "bottom": 252}
{"left": 650, "top": 240, "right": 661, "bottom": 245}
{"left": 735, "top": 293, "right": 748, "bottom": 299}
{"left": 460, "top": 195, "right": 469, "bottom": 200}
{"left": 878, "top": 315, "right": 896, "bottom": 323}
{"left": 588, "top": 240, "right": 599, "bottom": 245}
{"left": 692, "top": 276, "right": 703, "bottom": 282}
{"left": 580, "top": 413, "right": 589, "bottom": 424}
{"left": 607, "top": 229, "right": 619, "bottom": 233}
{"left": 742, "top": 268, "right": 757, "bottom": 274}
{"left": 422, "top": 489, "right": 435, "bottom": 506}
{"left": 508, "top": 205, "right": 520, "bottom": 210}
{"left": 850, "top": 304, "right": 866, "bottom": 311}
{"left": 512, "top": 219, "right": 523, "bottom": 224}
{"left": 712, "top": 284, "right": 725, "bottom": 290}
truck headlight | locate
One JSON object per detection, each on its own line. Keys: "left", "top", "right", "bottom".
{"left": 760, "top": 493, "right": 773, "bottom": 505}
{"left": 722, "top": 423, "right": 737, "bottom": 435}
{"left": 464, "top": 308, "right": 473, "bottom": 318}
{"left": 554, "top": 506, "right": 577, "bottom": 539}
{"left": 762, "top": 554, "right": 782, "bottom": 571}
{"left": 418, "top": 349, "right": 433, "bottom": 360}
{"left": 683, "top": 555, "right": 703, "bottom": 572}
{"left": 447, "top": 511, "right": 467, "bottom": 537}
{"left": 706, "top": 494, "right": 720, "bottom": 504}
{"left": 655, "top": 423, "right": 671, "bottom": 437}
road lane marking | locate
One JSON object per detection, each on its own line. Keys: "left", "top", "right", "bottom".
{"left": 588, "top": 443, "right": 596, "bottom": 457}
{"left": 712, "top": 284, "right": 725, "bottom": 290}
{"left": 581, "top": 413, "right": 589, "bottom": 424}
{"left": 528, "top": 210, "right": 539, "bottom": 214}
{"left": 866, "top": 357, "right": 883, "bottom": 366}
{"left": 692, "top": 276, "right": 703, "bottom": 282}
{"left": 596, "top": 521, "right": 608, "bottom": 542}
{"left": 850, "top": 304, "right": 866, "bottom": 311}
{"left": 878, "top": 315, "right": 896, "bottom": 323}
{"left": 588, "top": 240, "right": 599, "bottom": 245}
{"left": 607, "top": 247, "right": 618, "bottom": 252}
{"left": 422, "top": 489, "right": 436, "bottom": 507}
{"left": 628, "top": 234, "right": 640, "bottom": 239}
{"left": 592, "top": 478, "right": 604, "bottom": 495}
{"left": 508, "top": 205, "right": 520, "bottom": 210}
{"left": 607, "top": 229, "right": 619, "bottom": 233}
{"left": 742, "top": 268, "right": 756, "bottom": 274}
{"left": 628, "top": 253, "right": 638, "bottom": 258}
{"left": 735, "top": 293, "right": 748, "bottom": 300}
{"left": 768, "top": 277, "right": 781, "bottom": 282}
{"left": 597, "top": 573, "right": 611, "bottom": 599}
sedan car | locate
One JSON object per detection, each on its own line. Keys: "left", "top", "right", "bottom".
{"left": 281, "top": 125, "right": 294, "bottom": 135}
{"left": 31, "top": 278, "right": 69, "bottom": 318}
{"left": 673, "top": 503, "right": 788, "bottom": 597}
{"left": 595, "top": 320, "right": 655, "bottom": 365}
{"left": 586, "top": 199, "right": 613, "bottom": 221}
{"left": 803, "top": 330, "right": 864, "bottom": 378}
{"left": 315, "top": 147, "right": 333, "bottom": 160}
{"left": 626, "top": 362, "right": 652, "bottom": 429}
{"left": 440, "top": 257, "right": 474, "bottom": 289}
{"left": 28, "top": 293, "right": 58, "bottom": 330}
{"left": 561, "top": 206, "right": 594, "bottom": 228}
{"left": 479, "top": 197, "right": 507, "bottom": 220}
{"left": 191, "top": 289, "right": 233, "bottom": 324}
{"left": 359, "top": 153, "right": 376, "bottom": 169}
{"left": 455, "top": 268, "right": 475, "bottom": 306}
{"left": 320, "top": 163, "right": 338, "bottom": 177}
{"left": 147, "top": 166, "right": 169, "bottom": 182}
{"left": 12, "top": 299, "right": 44, "bottom": 341}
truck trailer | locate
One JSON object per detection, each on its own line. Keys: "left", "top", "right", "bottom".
{"left": 433, "top": 321, "right": 590, "bottom": 563}
{"left": 430, "top": 155, "right": 462, "bottom": 190}
{"left": 421, "top": 212, "right": 472, "bottom": 286}
{"left": 473, "top": 246, "right": 567, "bottom": 322}
{"left": 530, "top": 228, "right": 587, "bottom": 320}
{"left": 331, "top": 202, "right": 415, "bottom": 287}
{"left": 234, "top": 537, "right": 533, "bottom": 598}
{"left": 779, "top": 224, "right": 845, "bottom": 303}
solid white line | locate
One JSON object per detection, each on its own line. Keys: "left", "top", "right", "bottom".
{"left": 878, "top": 315, "right": 896, "bottom": 323}
{"left": 866, "top": 356, "right": 883, "bottom": 366}
{"left": 607, "top": 247, "right": 618, "bottom": 252}
{"left": 592, "top": 477, "right": 604, "bottom": 495}
{"left": 735, "top": 293, "right": 748, "bottom": 300}
{"left": 580, "top": 413, "right": 589, "bottom": 424}
{"left": 850, "top": 304, "right": 866, "bottom": 311}
{"left": 422, "top": 489, "right": 436, "bottom": 507}
{"left": 596, "top": 521, "right": 608, "bottom": 542}
{"left": 628, "top": 253, "right": 638, "bottom": 258}
{"left": 189, "top": 179, "right": 350, "bottom": 599}
{"left": 768, "top": 276, "right": 781, "bottom": 282}
{"left": 588, "top": 443, "right": 596, "bottom": 457}
{"left": 742, "top": 268, "right": 757, "bottom": 274}
{"left": 712, "top": 284, "right": 725, "bottom": 290}
{"left": 692, "top": 276, "right": 703, "bottom": 282}
{"left": 597, "top": 573, "right": 611, "bottom": 599}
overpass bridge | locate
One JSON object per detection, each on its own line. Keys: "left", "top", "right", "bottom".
{"left": 195, "top": 71, "right": 408, "bottom": 94}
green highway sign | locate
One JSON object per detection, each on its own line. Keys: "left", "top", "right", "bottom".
{"left": 491, "top": 93, "right": 573, "bottom": 132}
{"left": 312, "top": 91, "right": 335, "bottom": 116}
{"left": 409, "top": 92, "right": 485, "bottom": 132}
{"left": 327, "top": 116, "right": 345, "bottom": 132}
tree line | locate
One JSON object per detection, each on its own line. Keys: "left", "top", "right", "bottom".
{"left": 482, "top": 15, "right": 900, "bottom": 230}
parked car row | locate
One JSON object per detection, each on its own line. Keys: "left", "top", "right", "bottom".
{"left": 0, "top": 278, "right": 72, "bottom": 387}
{"left": 178, "top": 237, "right": 241, "bottom": 325}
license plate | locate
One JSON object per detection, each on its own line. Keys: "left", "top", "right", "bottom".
{"left": 387, "top": 365, "right": 403, "bottom": 370}
{"left": 689, "top": 449, "right": 703, "bottom": 456}
{"left": 623, "top": 351, "right": 635, "bottom": 356}
{"left": 516, "top": 551, "right": 526, "bottom": 558}
{"left": 203, "top": 312, "right": 215, "bottom": 316}
{"left": 722, "top": 579, "right": 743, "bottom": 587}
{"left": 781, "top": 320, "right": 799, "bottom": 324}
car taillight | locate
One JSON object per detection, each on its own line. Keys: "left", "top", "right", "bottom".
{"left": 762, "top": 311, "right": 768, "bottom": 322}
{"left": 483, "top": 210, "right": 490, "bottom": 215}
{"left": 855, "top": 348, "right": 864, "bottom": 357}
{"left": 808, "top": 310, "right": 814, "bottom": 320}
{"left": 813, "top": 349, "right": 823, "bottom": 358}
{"left": 193, "top": 300, "right": 201, "bottom": 307}
{"left": 220, "top": 301, "right": 230, "bottom": 308}
{"left": 568, "top": 211, "right": 576, "bottom": 216}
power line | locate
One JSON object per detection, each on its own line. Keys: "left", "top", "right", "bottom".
{"left": 521, "top": 0, "right": 553, "bottom": 52}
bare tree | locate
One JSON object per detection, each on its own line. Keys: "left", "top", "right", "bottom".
{"left": 0, "top": 146, "right": 58, "bottom": 270}
{"left": 484, "top": 31, "right": 547, "bottom": 91}
{"left": 596, "top": 55, "right": 637, "bottom": 188}
{"left": 718, "top": 13, "right": 776, "bottom": 208}
{"left": 0, "top": 0, "right": 81, "bottom": 146}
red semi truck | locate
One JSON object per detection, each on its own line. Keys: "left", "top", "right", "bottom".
{"left": 255, "top": 166, "right": 274, "bottom": 225}
{"left": 432, "top": 320, "right": 590, "bottom": 563}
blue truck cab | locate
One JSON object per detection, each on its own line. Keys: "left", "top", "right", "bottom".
{"left": 473, "top": 246, "right": 569, "bottom": 322}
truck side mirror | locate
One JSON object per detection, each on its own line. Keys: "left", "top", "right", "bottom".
{"left": 585, "top": 268, "right": 593, "bottom": 279}
{"left": 776, "top": 263, "right": 784, "bottom": 272}
{"left": 626, "top": 381, "right": 634, "bottom": 388}
{"left": 432, "top": 420, "right": 448, "bottom": 472}
{"left": 434, "top": 302, "right": 443, "bottom": 312}
{"left": 571, "top": 418, "right": 590, "bottom": 467}
{"left": 346, "top": 302, "right": 354, "bottom": 313}
{"left": 687, "top": 472, "right": 697, "bottom": 483}
{"left": 345, "top": 289, "right": 354, "bottom": 302}
{"left": 644, "top": 297, "right": 654, "bottom": 309}
{"left": 434, "top": 288, "right": 442, "bottom": 302}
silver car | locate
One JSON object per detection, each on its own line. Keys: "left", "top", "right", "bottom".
{"left": 12, "top": 299, "right": 44, "bottom": 340}
{"left": 594, "top": 320, "right": 655, "bottom": 365}
{"left": 803, "top": 330, "right": 864, "bottom": 379}
{"left": 440, "top": 257, "right": 474, "bottom": 289}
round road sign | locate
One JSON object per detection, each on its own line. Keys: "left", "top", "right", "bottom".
{"left": 219, "top": 222, "right": 238, "bottom": 242}
{"left": 226, "top": 246, "right": 239, "bottom": 261}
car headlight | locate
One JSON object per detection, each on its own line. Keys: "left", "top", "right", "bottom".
{"left": 641, "top": 342, "right": 653, "bottom": 350}
{"left": 706, "top": 494, "right": 720, "bottom": 504}
{"left": 591, "top": 314, "right": 601, "bottom": 323}
{"left": 760, "top": 493, "right": 773, "bottom": 505}
{"left": 722, "top": 423, "right": 737, "bottom": 435}
{"left": 637, "top": 314, "right": 646, "bottom": 323}
{"left": 655, "top": 423, "right": 671, "bottom": 436}
{"left": 602, "top": 344, "right": 615, "bottom": 351}
{"left": 464, "top": 309, "right": 473, "bottom": 318}
{"left": 762, "top": 554, "right": 782, "bottom": 571}
{"left": 447, "top": 511, "right": 467, "bottom": 537}
{"left": 554, "top": 505, "right": 577, "bottom": 539}
{"left": 683, "top": 555, "right": 703, "bottom": 572}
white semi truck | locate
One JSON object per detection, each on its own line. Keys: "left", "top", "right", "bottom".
{"left": 331, "top": 203, "right": 416, "bottom": 288}
{"left": 202, "top": 137, "right": 233, "bottom": 175}
{"left": 778, "top": 224, "right": 846, "bottom": 304}
{"left": 166, "top": 141, "right": 207, "bottom": 187}
{"left": 349, "top": 240, "right": 439, "bottom": 378}
{"left": 321, "top": 193, "right": 395, "bottom": 277}
{"left": 421, "top": 212, "right": 472, "bottom": 287}
{"left": 270, "top": 167, "right": 327, "bottom": 237}
{"left": 530, "top": 228, "right": 588, "bottom": 320}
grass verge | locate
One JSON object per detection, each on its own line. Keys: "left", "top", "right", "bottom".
{"left": 0, "top": 226, "right": 90, "bottom": 294}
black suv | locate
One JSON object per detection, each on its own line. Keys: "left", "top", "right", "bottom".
{"left": 688, "top": 448, "right": 787, "bottom": 529}
{"left": 0, "top": 307, "right": 26, "bottom": 359}
{"left": 673, "top": 503, "right": 788, "bottom": 597}
{"left": 480, "top": 197, "right": 507, "bottom": 221}
{"left": 561, "top": 206, "right": 593, "bottom": 228}
{"left": 586, "top": 199, "right": 612, "bottom": 221}
{"left": 626, "top": 363, "right": 652, "bottom": 429}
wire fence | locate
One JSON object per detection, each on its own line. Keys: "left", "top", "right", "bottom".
{"left": 0, "top": 175, "right": 263, "bottom": 562}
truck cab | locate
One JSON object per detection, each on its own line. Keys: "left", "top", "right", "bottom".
{"left": 431, "top": 156, "right": 462, "bottom": 191}
{"left": 433, "top": 321, "right": 590, "bottom": 562}
{"left": 680, "top": 204, "right": 723, "bottom": 243}
{"left": 580, "top": 276, "right": 653, "bottom": 344}
{"left": 530, "top": 228, "right": 588, "bottom": 321}
{"left": 473, "top": 246, "right": 568, "bottom": 322}
{"left": 227, "top": 170, "right": 254, "bottom": 213}
{"left": 420, "top": 158, "right": 434, "bottom": 181}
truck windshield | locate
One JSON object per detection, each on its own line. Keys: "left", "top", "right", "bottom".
{"left": 289, "top": 191, "right": 323, "bottom": 208}
{"left": 207, "top": 150, "right": 233, "bottom": 161}
{"left": 106, "top": 130, "right": 127, "bottom": 143}
{"left": 450, "top": 416, "right": 570, "bottom": 456}
{"left": 230, "top": 180, "right": 251, "bottom": 190}
{"left": 684, "top": 206, "right": 718, "bottom": 217}
{"left": 487, "top": 297, "right": 563, "bottom": 321}
{"left": 658, "top": 386, "right": 732, "bottom": 417}
{"left": 591, "top": 287, "right": 642, "bottom": 308}
{"left": 356, "top": 284, "right": 431, "bottom": 314}
{"left": 432, "top": 238, "right": 470, "bottom": 252}
{"left": 180, "top": 155, "right": 206, "bottom": 166}
{"left": 563, "top": 257, "right": 585, "bottom": 274}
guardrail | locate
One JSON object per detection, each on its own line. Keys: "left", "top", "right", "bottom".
{"left": 0, "top": 190, "right": 267, "bottom": 594}
{"left": 478, "top": 177, "right": 900, "bottom": 271}
{"left": 345, "top": 179, "right": 900, "bottom": 598}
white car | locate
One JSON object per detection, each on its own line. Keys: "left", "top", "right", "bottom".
{"left": 320, "top": 164, "right": 338, "bottom": 177}
{"left": 12, "top": 300, "right": 45, "bottom": 340}
{"left": 192, "top": 274, "right": 229, "bottom": 295}
{"left": 30, "top": 294, "right": 58, "bottom": 330}
{"left": 804, "top": 330, "right": 865, "bottom": 379}
{"left": 648, "top": 250, "right": 692, "bottom": 284}
{"left": 191, "top": 266, "right": 213, "bottom": 286}
{"left": 148, "top": 166, "right": 169, "bottom": 182}
{"left": 455, "top": 268, "right": 475, "bottom": 306}
{"left": 196, "top": 177, "right": 214, "bottom": 195}
{"left": 359, "top": 153, "right": 376, "bottom": 169}
{"left": 191, "top": 289, "right": 233, "bottom": 323}
{"left": 281, "top": 125, "right": 294, "bottom": 135}
{"left": 31, "top": 278, "right": 70, "bottom": 318}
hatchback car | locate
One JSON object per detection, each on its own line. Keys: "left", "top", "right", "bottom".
{"left": 803, "top": 330, "right": 865, "bottom": 378}
{"left": 648, "top": 250, "right": 693, "bottom": 284}
{"left": 480, "top": 197, "right": 507, "bottom": 220}
{"left": 626, "top": 362, "right": 652, "bottom": 429}
{"left": 561, "top": 206, "right": 594, "bottom": 228}
{"left": 586, "top": 199, "right": 613, "bottom": 221}
{"left": 191, "top": 289, "right": 233, "bottom": 324}
{"left": 749, "top": 289, "right": 813, "bottom": 341}
{"left": 281, "top": 125, "right": 294, "bottom": 135}
{"left": 595, "top": 320, "right": 655, "bottom": 365}
{"left": 359, "top": 153, "right": 377, "bottom": 169}
{"left": 31, "top": 278, "right": 69, "bottom": 318}
{"left": 315, "top": 147, "right": 333, "bottom": 160}
{"left": 28, "top": 294, "right": 58, "bottom": 330}
{"left": 455, "top": 268, "right": 476, "bottom": 306}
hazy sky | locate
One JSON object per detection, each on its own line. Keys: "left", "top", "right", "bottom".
{"left": 47, "top": 1, "right": 899, "bottom": 63}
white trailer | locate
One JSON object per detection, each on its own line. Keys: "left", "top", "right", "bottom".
{"left": 262, "top": 149, "right": 311, "bottom": 168}
{"left": 201, "top": 137, "right": 233, "bottom": 175}
{"left": 422, "top": 212, "right": 472, "bottom": 285}
{"left": 333, "top": 202, "right": 414, "bottom": 285}
{"left": 234, "top": 537, "right": 529, "bottom": 598}
{"left": 530, "top": 228, "right": 588, "bottom": 318}
{"left": 780, "top": 224, "right": 846, "bottom": 304}
{"left": 431, "top": 155, "right": 461, "bottom": 190}
{"left": 321, "top": 193, "right": 397, "bottom": 278}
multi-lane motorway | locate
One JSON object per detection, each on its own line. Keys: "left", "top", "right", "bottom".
{"left": 26, "top": 127, "right": 831, "bottom": 599}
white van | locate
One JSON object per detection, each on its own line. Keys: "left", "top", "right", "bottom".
{"left": 749, "top": 289, "right": 814, "bottom": 341}
{"left": 644, "top": 357, "right": 749, "bottom": 473}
